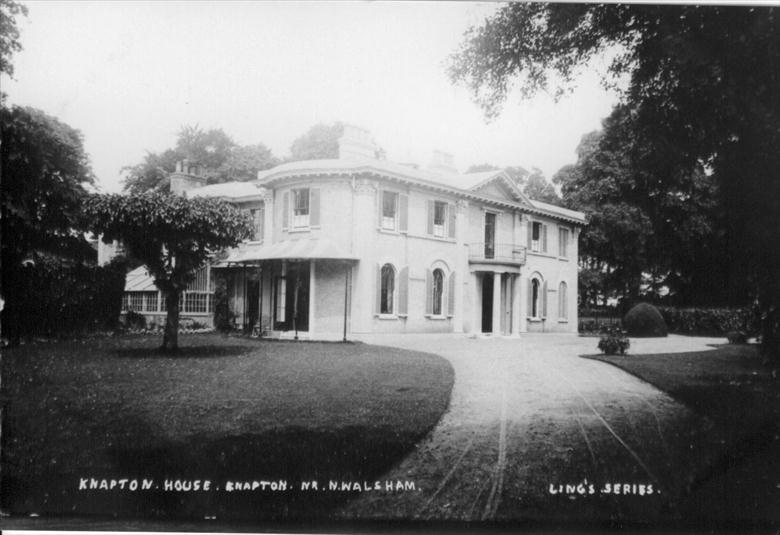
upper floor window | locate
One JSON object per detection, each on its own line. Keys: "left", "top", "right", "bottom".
{"left": 382, "top": 191, "right": 398, "bottom": 230}
{"left": 250, "top": 207, "right": 264, "bottom": 241}
{"left": 380, "top": 263, "right": 395, "bottom": 314}
{"left": 292, "top": 188, "right": 310, "bottom": 228}
{"left": 530, "top": 221, "right": 548, "bottom": 253}
{"left": 433, "top": 202, "right": 446, "bottom": 238}
{"left": 559, "top": 227, "right": 569, "bottom": 257}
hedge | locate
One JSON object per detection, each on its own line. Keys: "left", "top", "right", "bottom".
{"left": 656, "top": 306, "right": 757, "bottom": 336}
{"left": 2, "top": 257, "right": 126, "bottom": 342}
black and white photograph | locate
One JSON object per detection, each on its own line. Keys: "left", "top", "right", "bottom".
{"left": 1, "top": 1, "right": 778, "bottom": 532}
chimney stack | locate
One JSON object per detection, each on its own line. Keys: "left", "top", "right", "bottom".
{"left": 428, "top": 150, "right": 458, "bottom": 175}
{"left": 338, "top": 124, "right": 378, "bottom": 160}
{"left": 169, "top": 160, "right": 207, "bottom": 196}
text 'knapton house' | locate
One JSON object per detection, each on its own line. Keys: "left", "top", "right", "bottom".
{"left": 108, "top": 125, "right": 586, "bottom": 339}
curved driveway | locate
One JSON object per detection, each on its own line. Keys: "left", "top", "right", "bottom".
{"left": 338, "top": 333, "right": 722, "bottom": 522}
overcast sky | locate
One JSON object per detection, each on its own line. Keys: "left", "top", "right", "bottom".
{"left": 3, "top": 1, "right": 622, "bottom": 192}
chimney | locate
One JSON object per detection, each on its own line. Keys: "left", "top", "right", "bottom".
{"left": 428, "top": 150, "right": 458, "bottom": 175}
{"left": 170, "top": 160, "right": 207, "bottom": 196}
{"left": 338, "top": 124, "right": 378, "bottom": 160}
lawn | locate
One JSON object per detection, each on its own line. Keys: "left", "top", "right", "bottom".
{"left": 587, "top": 343, "right": 780, "bottom": 526}
{"left": 0, "top": 334, "right": 455, "bottom": 521}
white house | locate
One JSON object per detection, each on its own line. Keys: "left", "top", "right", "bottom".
{"left": 116, "top": 126, "right": 586, "bottom": 339}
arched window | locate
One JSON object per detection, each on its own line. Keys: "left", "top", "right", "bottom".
{"left": 531, "top": 278, "right": 540, "bottom": 318}
{"left": 380, "top": 263, "right": 395, "bottom": 314}
{"left": 558, "top": 281, "right": 568, "bottom": 320}
{"left": 432, "top": 268, "right": 444, "bottom": 315}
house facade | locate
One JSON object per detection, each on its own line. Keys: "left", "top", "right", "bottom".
{"left": 117, "top": 126, "right": 586, "bottom": 339}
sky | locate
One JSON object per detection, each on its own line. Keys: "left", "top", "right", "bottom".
{"left": 3, "top": 1, "right": 622, "bottom": 193}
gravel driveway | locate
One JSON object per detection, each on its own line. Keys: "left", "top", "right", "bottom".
{"left": 338, "top": 333, "right": 723, "bottom": 522}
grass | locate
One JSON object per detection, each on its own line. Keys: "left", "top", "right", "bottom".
{"left": 586, "top": 343, "right": 780, "bottom": 526}
{"left": 1, "top": 334, "right": 454, "bottom": 521}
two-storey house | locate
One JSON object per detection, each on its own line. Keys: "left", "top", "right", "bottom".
{"left": 120, "top": 126, "right": 585, "bottom": 339}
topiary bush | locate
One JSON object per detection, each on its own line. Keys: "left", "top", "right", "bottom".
{"left": 623, "top": 303, "right": 668, "bottom": 337}
{"left": 598, "top": 329, "right": 630, "bottom": 355}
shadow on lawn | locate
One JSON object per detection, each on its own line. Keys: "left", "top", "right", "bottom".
{"left": 111, "top": 345, "right": 256, "bottom": 359}
{"left": 4, "top": 416, "right": 423, "bottom": 521}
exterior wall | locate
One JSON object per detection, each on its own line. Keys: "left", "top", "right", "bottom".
{"left": 226, "top": 171, "right": 582, "bottom": 338}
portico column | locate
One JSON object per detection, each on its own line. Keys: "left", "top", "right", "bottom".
{"left": 492, "top": 271, "right": 502, "bottom": 335}
{"left": 512, "top": 273, "right": 522, "bottom": 335}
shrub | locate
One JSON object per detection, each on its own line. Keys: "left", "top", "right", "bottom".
{"left": 623, "top": 303, "right": 668, "bottom": 337}
{"left": 657, "top": 306, "right": 757, "bottom": 336}
{"left": 124, "top": 310, "right": 146, "bottom": 331}
{"left": 598, "top": 330, "right": 630, "bottom": 355}
{"left": 212, "top": 273, "right": 234, "bottom": 333}
{"left": 727, "top": 330, "right": 748, "bottom": 344}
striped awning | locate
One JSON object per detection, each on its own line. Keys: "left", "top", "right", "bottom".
{"left": 217, "top": 238, "right": 359, "bottom": 265}
{"left": 124, "top": 266, "right": 158, "bottom": 292}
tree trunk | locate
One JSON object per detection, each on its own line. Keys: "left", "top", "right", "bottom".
{"left": 161, "top": 289, "right": 180, "bottom": 352}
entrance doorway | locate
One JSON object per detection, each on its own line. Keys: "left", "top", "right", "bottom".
{"left": 273, "top": 262, "right": 310, "bottom": 332}
{"left": 246, "top": 279, "right": 260, "bottom": 332}
{"left": 481, "top": 273, "right": 493, "bottom": 333}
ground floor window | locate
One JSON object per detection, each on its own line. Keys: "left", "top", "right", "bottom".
{"left": 432, "top": 268, "right": 444, "bottom": 315}
{"left": 531, "top": 278, "right": 540, "bottom": 318}
{"left": 558, "top": 281, "right": 568, "bottom": 320}
{"left": 380, "top": 263, "right": 395, "bottom": 314}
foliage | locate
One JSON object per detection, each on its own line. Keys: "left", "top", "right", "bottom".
{"left": 82, "top": 192, "right": 253, "bottom": 350}
{"left": 1, "top": 256, "right": 126, "bottom": 341}
{"left": 623, "top": 303, "right": 668, "bottom": 338}
{"left": 657, "top": 306, "right": 757, "bottom": 337}
{"left": 288, "top": 122, "right": 345, "bottom": 161}
{"left": 449, "top": 4, "right": 779, "bottom": 358}
{"left": 597, "top": 329, "right": 630, "bottom": 355}
{"left": 1, "top": 106, "right": 97, "bottom": 342}
{"left": 727, "top": 331, "right": 748, "bottom": 344}
{"left": 123, "top": 310, "right": 146, "bottom": 331}
{"left": 212, "top": 270, "right": 234, "bottom": 333}
{"left": 122, "top": 125, "right": 278, "bottom": 194}
{"left": 0, "top": 0, "right": 27, "bottom": 79}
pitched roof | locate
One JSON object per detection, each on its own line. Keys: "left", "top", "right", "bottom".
{"left": 187, "top": 181, "right": 264, "bottom": 201}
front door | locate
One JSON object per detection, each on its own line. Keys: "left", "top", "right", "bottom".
{"left": 481, "top": 273, "right": 493, "bottom": 333}
{"left": 246, "top": 279, "right": 260, "bottom": 332}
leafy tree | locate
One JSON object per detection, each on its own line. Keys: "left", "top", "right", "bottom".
{"left": 123, "top": 125, "right": 277, "bottom": 193}
{"left": 82, "top": 193, "right": 253, "bottom": 351}
{"left": 450, "top": 4, "right": 780, "bottom": 358}
{"left": 0, "top": 0, "right": 27, "bottom": 79}
{"left": 289, "top": 122, "right": 345, "bottom": 161}
{"left": 1, "top": 105, "right": 95, "bottom": 341}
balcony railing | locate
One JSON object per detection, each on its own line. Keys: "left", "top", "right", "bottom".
{"left": 468, "top": 243, "right": 527, "bottom": 265}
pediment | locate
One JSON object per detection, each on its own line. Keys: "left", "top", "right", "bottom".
{"left": 471, "top": 172, "right": 532, "bottom": 206}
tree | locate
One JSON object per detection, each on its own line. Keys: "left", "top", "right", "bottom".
{"left": 122, "top": 125, "right": 277, "bottom": 193}
{"left": 289, "top": 122, "right": 345, "bottom": 161}
{"left": 0, "top": 0, "right": 28, "bottom": 79}
{"left": 1, "top": 105, "right": 95, "bottom": 341}
{"left": 82, "top": 193, "right": 253, "bottom": 351}
{"left": 450, "top": 4, "right": 780, "bottom": 358}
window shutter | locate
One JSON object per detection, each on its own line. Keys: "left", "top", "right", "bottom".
{"left": 528, "top": 279, "right": 534, "bottom": 317}
{"left": 310, "top": 188, "right": 320, "bottom": 227}
{"left": 527, "top": 220, "right": 533, "bottom": 247}
{"left": 425, "top": 269, "right": 433, "bottom": 315}
{"left": 282, "top": 191, "right": 289, "bottom": 231}
{"left": 542, "top": 280, "right": 548, "bottom": 318}
{"left": 542, "top": 224, "right": 548, "bottom": 253}
{"left": 399, "top": 194, "right": 408, "bottom": 232}
{"left": 447, "top": 271, "right": 456, "bottom": 316}
{"left": 257, "top": 208, "right": 265, "bottom": 241}
{"left": 377, "top": 190, "right": 383, "bottom": 228}
{"left": 448, "top": 204, "right": 456, "bottom": 239}
{"left": 375, "top": 263, "right": 382, "bottom": 315}
{"left": 398, "top": 266, "right": 409, "bottom": 315}
{"left": 427, "top": 200, "right": 434, "bottom": 235}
